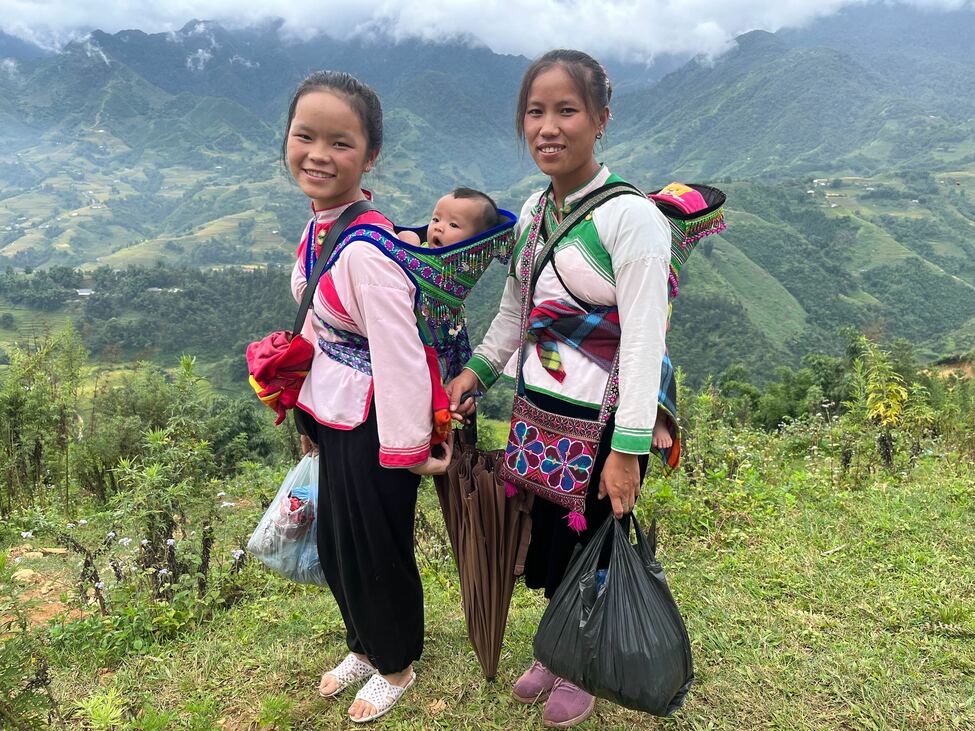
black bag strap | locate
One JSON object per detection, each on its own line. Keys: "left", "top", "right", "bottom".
{"left": 529, "top": 181, "right": 644, "bottom": 293}
{"left": 292, "top": 200, "right": 377, "bottom": 336}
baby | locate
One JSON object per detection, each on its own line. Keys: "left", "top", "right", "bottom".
{"left": 399, "top": 187, "right": 500, "bottom": 248}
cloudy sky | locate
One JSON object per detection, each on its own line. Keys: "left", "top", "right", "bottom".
{"left": 1, "top": 0, "right": 971, "bottom": 62}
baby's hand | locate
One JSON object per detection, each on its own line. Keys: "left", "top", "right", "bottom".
{"left": 399, "top": 230, "right": 422, "bottom": 245}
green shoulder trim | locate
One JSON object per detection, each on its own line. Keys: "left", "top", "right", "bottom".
{"left": 508, "top": 219, "right": 534, "bottom": 276}
{"left": 556, "top": 218, "right": 615, "bottom": 285}
{"left": 552, "top": 173, "right": 637, "bottom": 286}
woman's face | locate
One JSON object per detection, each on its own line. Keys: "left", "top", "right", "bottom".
{"left": 522, "top": 65, "right": 608, "bottom": 196}
{"left": 286, "top": 90, "right": 376, "bottom": 210}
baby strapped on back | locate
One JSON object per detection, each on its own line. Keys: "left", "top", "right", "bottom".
{"left": 398, "top": 187, "right": 501, "bottom": 248}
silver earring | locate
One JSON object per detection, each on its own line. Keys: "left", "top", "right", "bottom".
{"left": 596, "top": 131, "right": 603, "bottom": 139}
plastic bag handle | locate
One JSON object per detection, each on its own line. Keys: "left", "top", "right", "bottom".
{"left": 619, "top": 513, "right": 657, "bottom": 561}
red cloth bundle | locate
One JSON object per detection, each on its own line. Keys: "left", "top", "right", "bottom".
{"left": 246, "top": 331, "right": 315, "bottom": 425}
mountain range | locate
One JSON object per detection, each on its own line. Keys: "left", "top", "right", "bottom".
{"left": 1, "top": 4, "right": 974, "bottom": 381}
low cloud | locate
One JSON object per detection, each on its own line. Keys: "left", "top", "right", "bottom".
{"left": 1, "top": 0, "right": 972, "bottom": 62}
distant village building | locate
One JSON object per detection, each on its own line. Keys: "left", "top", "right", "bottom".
{"left": 76, "top": 288, "right": 94, "bottom": 296}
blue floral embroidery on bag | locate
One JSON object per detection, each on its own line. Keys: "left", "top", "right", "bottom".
{"left": 540, "top": 438, "right": 594, "bottom": 493}
{"left": 505, "top": 421, "right": 544, "bottom": 475}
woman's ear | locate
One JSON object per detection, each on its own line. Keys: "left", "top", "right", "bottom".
{"left": 597, "top": 106, "right": 610, "bottom": 136}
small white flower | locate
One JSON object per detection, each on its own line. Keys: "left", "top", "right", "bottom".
{"left": 78, "top": 519, "right": 88, "bottom": 525}
{"left": 95, "top": 581, "right": 105, "bottom": 589}
{"left": 20, "top": 531, "right": 32, "bottom": 539}
{"left": 158, "top": 568, "right": 170, "bottom": 576}
{"left": 220, "top": 501, "right": 236, "bottom": 508}
{"left": 216, "top": 491, "right": 226, "bottom": 498}
{"left": 66, "top": 523, "right": 75, "bottom": 529}
{"left": 231, "top": 549, "right": 245, "bottom": 560}
{"left": 106, "top": 531, "right": 116, "bottom": 539}
{"left": 166, "top": 538, "right": 175, "bottom": 546}
{"left": 140, "top": 539, "right": 149, "bottom": 546}
{"left": 118, "top": 537, "right": 132, "bottom": 546}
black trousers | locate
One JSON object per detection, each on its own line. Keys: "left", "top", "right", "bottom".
{"left": 521, "top": 391, "right": 649, "bottom": 599}
{"left": 296, "top": 407, "right": 423, "bottom": 674}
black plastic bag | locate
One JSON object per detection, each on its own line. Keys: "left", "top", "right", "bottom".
{"left": 533, "top": 513, "right": 693, "bottom": 716}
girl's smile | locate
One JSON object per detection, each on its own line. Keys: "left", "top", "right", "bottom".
{"left": 286, "top": 90, "right": 376, "bottom": 210}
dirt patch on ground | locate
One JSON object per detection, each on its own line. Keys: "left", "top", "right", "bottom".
{"left": 928, "top": 361, "right": 975, "bottom": 378}
{"left": 934, "top": 361, "right": 974, "bottom": 379}
{"left": 5, "top": 546, "right": 87, "bottom": 628}
{"left": 13, "top": 585, "right": 87, "bottom": 626}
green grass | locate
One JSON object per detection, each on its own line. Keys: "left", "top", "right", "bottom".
{"left": 26, "top": 450, "right": 975, "bottom": 730}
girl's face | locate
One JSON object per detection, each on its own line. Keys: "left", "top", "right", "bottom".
{"left": 523, "top": 65, "right": 608, "bottom": 198}
{"left": 286, "top": 90, "right": 377, "bottom": 210}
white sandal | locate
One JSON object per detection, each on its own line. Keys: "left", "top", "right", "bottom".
{"left": 349, "top": 670, "right": 416, "bottom": 723}
{"left": 319, "top": 653, "right": 377, "bottom": 698}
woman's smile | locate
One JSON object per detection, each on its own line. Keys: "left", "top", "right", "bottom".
{"left": 523, "top": 65, "right": 607, "bottom": 203}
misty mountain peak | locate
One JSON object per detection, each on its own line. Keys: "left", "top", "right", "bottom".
{"left": 732, "top": 29, "right": 788, "bottom": 54}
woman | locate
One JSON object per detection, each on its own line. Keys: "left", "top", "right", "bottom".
{"left": 446, "top": 49, "right": 671, "bottom": 728}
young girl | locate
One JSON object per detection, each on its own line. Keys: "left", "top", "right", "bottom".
{"left": 284, "top": 70, "right": 451, "bottom": 724}
{"left": 446, "top": 50, "right": 672, "bottom": 727}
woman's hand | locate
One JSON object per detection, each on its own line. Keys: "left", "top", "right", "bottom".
{"left": 597, "top": 450, "right": 641, "bottom": 519}
{"left": 445, "top": 370, "right": 481, "bottom": 422}
{"left": 409, "top": 432, "right": 454, "bottom": 476}
{"left": 300, "top": 434, "right": 319, "bottom": 457}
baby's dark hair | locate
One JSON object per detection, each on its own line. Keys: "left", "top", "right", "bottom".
{"left": 515, "top": 49, "right": 612, "bottom": 141}
{"left": 281, "top": 70, "right": 383, "bottom": 163}
{"left": 451, "top": 187, "right": 500, "bottom": 232}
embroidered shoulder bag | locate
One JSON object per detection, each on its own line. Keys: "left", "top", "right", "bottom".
{"left": 497, "top": 183, "right": 643, "bottom": 532}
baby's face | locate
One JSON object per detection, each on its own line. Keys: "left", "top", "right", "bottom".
{"left": 427, "top": 194, "right": 484, "bottom": 247}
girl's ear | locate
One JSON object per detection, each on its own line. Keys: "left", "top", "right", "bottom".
{"left": 364, "top": 150, "right": 379, "bottom": 173}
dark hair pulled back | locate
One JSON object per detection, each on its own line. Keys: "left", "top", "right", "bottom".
{"left": 281, "top": 70, "right": 383, "bottom": 163}
{"left": 515, "top": 49, "right": 612, "bottom": 141}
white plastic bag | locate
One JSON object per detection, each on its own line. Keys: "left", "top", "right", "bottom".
{"left": 247, "top": 454, "right": 326, "bottom": 585}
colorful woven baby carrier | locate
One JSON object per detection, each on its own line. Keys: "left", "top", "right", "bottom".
{"left": 649, "top": 182, "right": 727, "bottom": 471}
{"left": 311, "top": 211, "right": 517, "bottom": 440}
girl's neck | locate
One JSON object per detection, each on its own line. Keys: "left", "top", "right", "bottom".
{"left": 549, "top": 160, "right": 602, "bottom": 217}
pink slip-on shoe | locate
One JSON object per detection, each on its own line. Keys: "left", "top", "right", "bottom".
{"left": 542, "top": 677, "right": 596, "bottom": 728}
{"left": 512, "top": 660, "right": 557, "bottom": 704}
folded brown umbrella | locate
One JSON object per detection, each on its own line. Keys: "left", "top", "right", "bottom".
{"left": 434, "top": 426, "right": 533, "bottom": 680}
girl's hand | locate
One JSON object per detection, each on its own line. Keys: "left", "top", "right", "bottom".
{"left": 445, "top": 370, "right": 481, "bottom": 421}
{"left": 597, "top": 450, "right": 641, "bottom": 519}
{"left": 409, "top": 432, "right": 454, "bottom": 476}
{"left": 300, "top": 434, "right": 319, "bottom": 457}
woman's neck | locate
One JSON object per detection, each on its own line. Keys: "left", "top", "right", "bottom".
{"left": 549, "top": 160, "right": 602, "bottom": 216}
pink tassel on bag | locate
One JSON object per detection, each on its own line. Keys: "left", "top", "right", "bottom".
{"left": 566, "top": 511, "right": 587, "bottom": 533}
{"left": 505, "top": 481, "right": 518, "bottom": 498}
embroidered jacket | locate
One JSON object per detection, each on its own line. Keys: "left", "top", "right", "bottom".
{"left": 465, "top": 167, "right": 670, "bottom": 455}
{"left": 291, "top": 195, "right": 433, "bottom": 468}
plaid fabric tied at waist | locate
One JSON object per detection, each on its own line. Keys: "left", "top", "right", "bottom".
{"left": 526, "top": 299, "right": 620, "bottom": 383}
